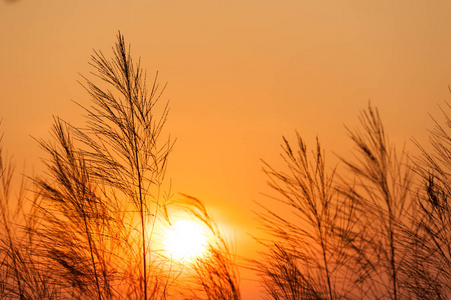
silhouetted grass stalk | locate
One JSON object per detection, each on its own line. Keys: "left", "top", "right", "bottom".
{"left": 340, "top": 105, "right": 414, "bottom": 299}
{"left": 32, "top": 32, "right": 173, "bottom": 299}
{"left": 256, "top": 133, "right": 357, "bottom": 299}
{"left": 171, "top": 195, "right": 241, "bottom": 300}
{"left": 410, "top": 101, "right": 451, "bottom": 298}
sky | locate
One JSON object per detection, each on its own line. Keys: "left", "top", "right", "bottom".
{"left": 2, "top": 1, "right": 451, "bottom": 298}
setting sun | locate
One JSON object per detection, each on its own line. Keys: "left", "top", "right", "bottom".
{"left": 163, "top": 220, "right": 208, "bottom": 262}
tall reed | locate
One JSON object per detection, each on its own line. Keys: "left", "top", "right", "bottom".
{"left": 256, "top": 133, "right": 359, "bottom": 299}
{"left": 408, "top": 102, "right": 451, "bottom": 299}
{"left": 256, "top": 105, "right": 418, "bottom": 299}
{"left": 33, "top": 32, "right": 173, "bottom": 299}
{"left": 168, "top": 195, "right": 241, "bottom": 300}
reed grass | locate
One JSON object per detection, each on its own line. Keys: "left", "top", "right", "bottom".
{"left": 255, "top": 105, "right": 442, "bottom": 300}
{"left": 0, "top": 32, "right": 240, "bottom": 300}
{"left": 1, "top": 31, "right": 451, "bottom": 300}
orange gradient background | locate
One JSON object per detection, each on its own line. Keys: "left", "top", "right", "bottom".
{"left": 2, "top": 1, "right": 451, "bottom": 298}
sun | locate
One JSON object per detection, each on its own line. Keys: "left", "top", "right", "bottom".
{"left": 163, "top": 220, "right": 208, "bottom": 263}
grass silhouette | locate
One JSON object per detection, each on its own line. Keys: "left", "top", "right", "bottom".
{"left": 255, "top": 105, "right": 451, "bottom": 300}
{"left": 1, "top": 32, "right": 451, "bottom": 300}
{"left": 0, "top": 32, "right": 240, "bottom": 300}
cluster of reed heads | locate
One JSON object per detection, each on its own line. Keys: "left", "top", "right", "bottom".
{"left": 1, "top": 33, "right": 450, "bottom": 300}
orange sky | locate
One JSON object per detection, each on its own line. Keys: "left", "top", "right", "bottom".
{"left": 2, "top": 1, "right": 451, "bottom": 298}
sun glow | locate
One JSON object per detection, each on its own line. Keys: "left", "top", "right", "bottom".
{"left": 163, "top": 220, "right": 207, "bottom": 262}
